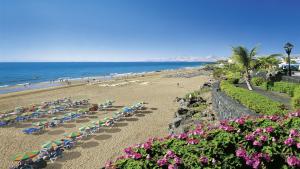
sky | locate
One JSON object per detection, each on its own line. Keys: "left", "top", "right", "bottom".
{"left": 0, "top": 0, "right": 300, "bottom": 62}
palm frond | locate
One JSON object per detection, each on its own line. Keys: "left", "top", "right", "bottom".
{"left": 232, "top": 46, "right": 250, "bottom": 68}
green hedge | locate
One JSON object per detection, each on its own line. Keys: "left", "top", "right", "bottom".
{"left": 292, "top": 86, "right": 300, "bottom": 110}
{"left": 220, "top": 81, "right": 286, "bottom": 115}
{"left": 251, "top": 77, "right": 265, "bottom": 86}
{"left": 270, "top": 81, "right": 299, "bottom": 96}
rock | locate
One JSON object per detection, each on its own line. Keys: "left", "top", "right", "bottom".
{"left": 176, "top": 108, "right": 189, "bottom": 116}
{"left": 173, "top": 117, "right": 182, "bottom": 128}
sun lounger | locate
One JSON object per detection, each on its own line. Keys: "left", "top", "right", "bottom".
{"left": 22, "top": 127, "right": 41, "bottom": 134}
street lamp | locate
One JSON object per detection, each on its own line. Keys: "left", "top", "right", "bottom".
{"left": 284, "top": 42, "right": 294, "bottom": 76}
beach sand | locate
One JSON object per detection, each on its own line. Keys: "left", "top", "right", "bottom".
{"left": 0, "top": 68, "right": 211, "bottom": 169}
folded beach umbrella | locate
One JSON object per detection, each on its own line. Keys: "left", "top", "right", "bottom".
{"left": 92, "top": 120, "right": 104, "bottom": 125}
{"left": 67, "top": 112, "right": 76, "bottom": 116}
{"left": 64, "top": 132, "right": 82, "bottom": 138}
{"left": 77, "top": 109, "right": 85, "bottom": 113}
{"left": 11, "top": 151, "right": 40, "bottom": 161}
{"left": 32, "top": 121, "right": 46, "bottom": 127}
{"left": 52, "top": 117, "right": 60, "bottom": 120}
{"left": 79, "top": 127, "right": 85, "bottom": 131}
{"left": 88, "top": 124, "right": 96, "bottom": 128}
{"left": 23, "top": 112, "right": 33, "bottom": 116}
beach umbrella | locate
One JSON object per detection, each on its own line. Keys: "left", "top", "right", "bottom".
{"left": 11, "top": 151, "right": 39, "bottom": 161}
{"left": 42, "top": 140, "right": 62, "bottom": 149}
{"left": 64, "top": 132, "right": 82, "bottom": 138}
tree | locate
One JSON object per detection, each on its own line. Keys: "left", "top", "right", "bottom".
{"left": 258, "top": 54, "right": 282, "bottom": 72}
{"left": 231, "top": 46, "right": 257, "bottom": 90}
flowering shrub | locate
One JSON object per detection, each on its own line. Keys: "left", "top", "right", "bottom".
{"left": 105, "top": 111, "right": 300, "bottom": 169}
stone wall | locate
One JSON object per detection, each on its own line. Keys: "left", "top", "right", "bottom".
{"left": 212, "top": 82, "right": 258, "bottom": 120}
{"left": 281, "top": 76, "right": 300, "bottom": 83}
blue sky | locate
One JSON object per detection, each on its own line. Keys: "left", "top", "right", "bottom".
{"left": 0, "top": 0, "right": 300, "bottom": 62}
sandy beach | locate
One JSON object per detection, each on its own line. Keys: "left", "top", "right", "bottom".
{"left": 0, "top": 68, "right": 211, "bottom": 169}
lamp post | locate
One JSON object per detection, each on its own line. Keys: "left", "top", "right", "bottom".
{"left": 284, "top": 42, "right": 294, "bottom": 76}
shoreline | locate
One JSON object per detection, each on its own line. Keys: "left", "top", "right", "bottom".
{"left": 0, "top": 66, "right": 205, "bottom": 96}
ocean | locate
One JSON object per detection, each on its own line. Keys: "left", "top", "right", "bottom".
{"left": 0, "top": 62, "right": 210, "bottom": 87}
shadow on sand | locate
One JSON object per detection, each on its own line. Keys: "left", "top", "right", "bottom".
{"left": 62, "top": 124, "right": 76, "bottom": 128}
{"left": 48, "top": 129, "right": 65, "bottom": 135}
{"left": 114, "top": 122, "right": 128, "bottom": 127}
{"left": 94, "top": 134, "right": 112, "bottom": 141}
{"left": 81, "top": 141, "right": 99, "bottom": 149}
{"left": 104, "top": 128, "right": 121, "bottom": 133}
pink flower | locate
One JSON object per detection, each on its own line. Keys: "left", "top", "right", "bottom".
{"left": 254, "top": 128, "right": 263, "bottom": 134}
{"left": 284, "top": 137, "right": 294, "bottom": 146}
{"left": 142, "top": 142, "right": 152, "bottom": 150}
{"left": 260, "top": 135, "right": 268, "bottom": 142}
{"left": 245, "top": 134, "right": 255, "bottom": 141}
{"left": 191, "top": 129, "right": 204, "bottom": 135}
{"left": 290, "top": 129, "right": 299, "bottom": 137}
{"left": 287, "top": 156, "right": 300, "bottom": 167}
{"left": 289, "top": 111, "right": 300, "bottom": 117}
{"left": 253, "top": 140, "right": 262, "bottom": 147}
{"left": 272, "top": 137, "right": 277, "bottom": 142}
{"left": 252, "top": 158, "right": 260, "bottom": 169}
{"left": 264, "top": 126, "right": 274, "bottom": 133}
{"left": 263, "top": 153, "right": 271, "bottom": 162}
{"left": 166, "top": 150, "right": 176, "bottom": 158}
{"left": 245, "top": 157, "right": 254, "bottom": 166}
{"left": 157, "top": 158, "right": 168, "bottom": 166}
{"left": 236, "top": 148, "right": 247, "bottom": 158}
{"left": 297, "top": 143, "right": 300, "bottom": 149}
{"left": 132, "top": 152, "right": 142, "bottom": 159}
{"left": 235, "top": 118, "right": 245, "bottom": 125}
{"left": 124, "top": 147, "right": 133, "bottom": 154}
{"left": 116, "top": 155, "right": 126, "bottom": 160}
{"left": 174, "top": 156, "right": 182, "bottom": 164}
{"left": 105, "top": 161, "right": 114, "bottom": 169}
{"left": 177, "top": 133, "right": 188, "bottom": 139}
{"left": 199, "top": 156, "right": 208, "bottom": 164}
{"left": 187, "top": 138, "right": 199, "bottom": 145}
{"left": 267, "top": 115, "right": 280, "bottom": 121}
{"left": 219, "top": 124, "right": 235, "bottom": 132}
{"left": 168, "top": 164, "right": 178, "bottom": 169}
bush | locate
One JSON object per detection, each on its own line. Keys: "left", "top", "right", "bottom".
{"left": 251, "top": 77, "right": 265, "bottom": 86}
{"left": 270, "top": 82, "right": 299, "bottom": 97}
{"left": 220, "top": 81, "right": 286, "bottom": 115}
{"left": 226, "top": 78, "right": 239, "bottom": 84}
{"left": 213, "top": 68, "right": 225, "bottom": 79}
{"left": 106, "top": 112, "right": 300, "bottom": 169}
{"left": 292, "top": 86, "right": 300, "bottom": 110}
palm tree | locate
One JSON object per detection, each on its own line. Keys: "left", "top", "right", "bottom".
{"left": 231, "top": 46, "right": 257, "bottom": 90}
{"left": 258, "top": 54, "right": 282, "bottom": 72}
